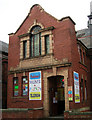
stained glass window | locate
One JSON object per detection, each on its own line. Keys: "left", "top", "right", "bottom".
{"left": 22, "top": 77, "right": 28, "bottom": 96}
{"left": 13, "top": 77, "right": 18, "bottom": 96}
{"left": 30, "top": 26, "right": 41, "bottom": 57}
{"left": 45, "top": 35, "right": 50, "bottom": 54}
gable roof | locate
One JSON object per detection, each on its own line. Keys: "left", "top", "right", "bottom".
{"left": 9, "top": 4, "right": 76, "bottom": 35}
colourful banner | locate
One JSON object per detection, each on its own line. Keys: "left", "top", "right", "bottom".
{"left": 29, "top": 71, "right": 41, "bottom": 100}
{"left": 74, "top": 71, "right": 80, "bottom": 103}
{"left": 68, "top": 86, "right": 73, "bottom": 101}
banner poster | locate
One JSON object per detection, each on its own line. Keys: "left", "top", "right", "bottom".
{"left": 73, "top": 71, "right": 80, "bottom": 103}
{"left": 68, "top": 86, "right": 73, "bottom": 101}
{"left": 29, "top": 71, "right": 41, "bottom": 100}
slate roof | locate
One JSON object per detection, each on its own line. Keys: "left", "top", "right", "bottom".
{"left": 0, "top": 41, "right": 8, "bottom": 53}
{"left": 76, "top": 28, "right": 91, "bottom": 48}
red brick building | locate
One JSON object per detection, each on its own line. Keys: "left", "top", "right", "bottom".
{"left": 0, "top": 41, "right": 8, "bottom": 109}
{"left": 4, "top": 4, "right": 92, "bottom": 119}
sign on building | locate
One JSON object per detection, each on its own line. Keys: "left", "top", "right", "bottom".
{"left": 29, "top": 71, "right": 41, "bottom": 100}
{"left": 74, "top": 71, "right": 80, "bottom": 103}
{"left": 68, "top": 86, "right": 73, "bottom": 101}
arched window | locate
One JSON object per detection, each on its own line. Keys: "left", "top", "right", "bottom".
{"left": 30, "top": 26, "right": 41, "bottom": 57}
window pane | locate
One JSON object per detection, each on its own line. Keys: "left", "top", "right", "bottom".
{"left": 30, "top": 37, "right": 33, "bottom": 57}
{"left": 31, "top": 26, "right": 41, "bottom": 34}
{"left": 85, "top": 80, "right": 87, "bottom": 100}
{"left": 81, "top": 79, "right": 84, "bottom": 101}
{"left": 13, "top": 77, "right": 18, "bottom": 97}
{"left": 83, "top": 52, "right": 85, "bottom": 64}
{"left": 39, "top": 33, "right": 41, "bottom": 55}
{"left": 22, "top": 77, "right": 28, "bottom": 96}
{"left": 23, "top": 77, "right": 28, "bottom": 84}
{"left": 45, "top": 35, "right": 50, "bottom": 54}
{"left": 34, "top": 34, "right": 39, "bottom": 56}
{"left": 78, "top": 45, "right": 83, "bottom": 63}
{"left": 30, "top": 26, "right": 41, "bottom": 57}
{"left": 14, "top": 91, "right": 18, "bottom": 96}
{"left": 80, "top": 49, "right": 82, "bottom": 62}
{"left": 23, "top": 41, "right": 27, "bottom": 58}
{"left": 14, "top": 79, "right": 18, "bottom": 84}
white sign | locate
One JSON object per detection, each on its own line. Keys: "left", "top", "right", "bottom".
{"left": 74, "top": 71, "right": 80, "bottom": 103}
{"left": 29, "top": 71, "right": 41, "bottom": 100}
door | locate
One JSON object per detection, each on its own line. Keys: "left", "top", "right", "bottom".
{"left": 48, "top": 76, "right": 65, "bottom": 116}
{"left": 49, "top": 77, "right": 58, "bottom": 116}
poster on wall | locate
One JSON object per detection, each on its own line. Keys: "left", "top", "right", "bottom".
{"left": 29, "top": 71, "right": 41, "bottom": 100}
{"left": 68, "top": 86, "right": 73, "bottom": 101}
{"left": 73, "top": 71, "right": 80, "bottom": 103}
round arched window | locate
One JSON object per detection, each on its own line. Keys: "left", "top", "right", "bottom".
{"left": 30, "top": 26, "right": 41, "bottom": 57}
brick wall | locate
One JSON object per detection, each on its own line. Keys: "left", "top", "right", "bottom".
{"left": 7, "top": 4, "right": 91, "bottom": 119}
{"left": 2, "top": 109, "right": 43, "bottom": 119}
{"left": 7, "top": 71, "right": 44, "bottom": 108}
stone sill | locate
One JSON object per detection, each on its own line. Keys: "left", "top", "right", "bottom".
{"left": 11, "top": 96, "right": 28, "bottom": 99}
{"left": 20, "top": 53, "right": 53, "bottom": 61}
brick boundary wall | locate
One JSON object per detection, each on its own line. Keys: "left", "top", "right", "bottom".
{"left": 64, "top": 111, "right": 92, "bottom": 119}
{"left": 1, "top": 108, "right": 43, "bottom": 119}
{"left": 2, "top": 110, "right": 92, "bottom": 119}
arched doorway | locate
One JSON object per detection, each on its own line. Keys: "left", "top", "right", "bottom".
{"left": 48, "top": 75, "right": 65, "bottom": 116}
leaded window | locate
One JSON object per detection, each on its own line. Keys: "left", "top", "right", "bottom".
{"left": 30, "top": 26, "right": 41, "bottom": 57}
{"left": 13, "top": 77, "right": 18, "bottom": 97}
{"left": 80, "top": 79, "right": 84, "bottom": 102}
{"left": 45, "top": 35, "right": 50, "bottom": 54}
{"left": 22, "top": 76, "right": 28, "bottom": 96}
{"left": 85, "top": 80, "right": 87, "bottom": 101}
{"left": 23, "top": 41, "right": 27, "bottom": 58}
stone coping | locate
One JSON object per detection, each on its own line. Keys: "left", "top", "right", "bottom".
{"left": 2, "top": 107, "right": 43, "bottom": 112}
{"left": 64, "top": 111, "right": 92, "bottom": 115}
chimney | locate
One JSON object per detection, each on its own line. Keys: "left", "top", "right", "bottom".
{"left": 90, "top": 1, "right": 92, "bottom": 14}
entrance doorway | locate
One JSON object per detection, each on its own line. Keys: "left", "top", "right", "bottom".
{"left": 48, "top": 75, "right": 65, "bottom": 116}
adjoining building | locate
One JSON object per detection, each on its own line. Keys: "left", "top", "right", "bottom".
{"left": 2, "top": 4, "right": 92, "bottom": 119}
{"left": 0, "top": 41, "right": 8, "bottom": 109}
{"left": 76, "top": 1, "right": 92, "bottom": 112}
